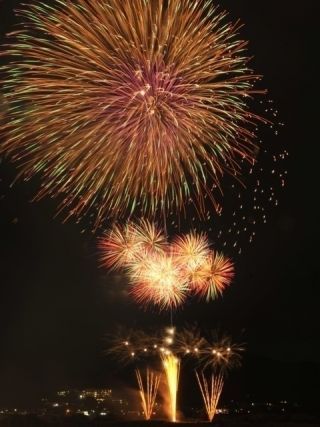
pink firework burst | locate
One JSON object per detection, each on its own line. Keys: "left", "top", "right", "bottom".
{"left": 98, "top": 223, "right": 140, "bottom": 270}
{"left": 191, "top": 252, "right": 235, "bottom": 301}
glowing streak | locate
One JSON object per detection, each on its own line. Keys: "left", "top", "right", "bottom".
{"left": 161, "top": 354, "right": 180, "bottom": 422}
{"left": 135, "top": 369, "right": 161, "bottom": 421}
{"left": 196, "top": 371, "right": 224, "bottom": 422}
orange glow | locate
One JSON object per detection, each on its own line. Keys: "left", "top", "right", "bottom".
{"left": 136, "top": 369, "right": 161, "bottom": 420}
{"left": 161, "top": 354, "right": 180, "bottom": 422}
{"left": 196, "top": 371, "right": 224, "bottom": 422}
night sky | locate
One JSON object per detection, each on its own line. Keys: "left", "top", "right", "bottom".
{"left": 0, "top": 0, "right": 319, "bottom": 410}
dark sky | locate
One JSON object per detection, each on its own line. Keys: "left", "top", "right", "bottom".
{"left": 0, "top": 0, "right": 319, "bottom": 409}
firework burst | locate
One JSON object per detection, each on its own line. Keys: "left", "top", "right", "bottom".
{"left": 1, "top": 0, "right": 264, "bottom": 225}
{"left": 98, "top": 220, "right": 166, "bottom": 270}
{"left": 99, "top": 221, "right": 234, "bottom": 309}
{"left": 202, "top": 334, "right": 244, "bottom": 372}
{"left": 172, "top": 231, "right": 210, "bottom": 275}
{"left": 191, "top": 252, "right": 235, "bottom": 301}
{"left": 132, "top": 219, "right": 167, "bottom": 256}
{"left": 130, "top": 253, "right": 188, "bottom": 311}
{"left": 167, "top": 325, "right": 203, "bottom": 358}
{"left": 107, "top": 326, "right": 243, "bottom": 368}
{"left": 98, "top": 223, "right": 139, "bottom": 270}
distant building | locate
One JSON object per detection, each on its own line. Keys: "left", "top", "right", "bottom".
{"left": 41, "top": 388, "right": 129, "bottom": 418}
{"left": 78, "top": 388, "right": 112, "bottom": 402}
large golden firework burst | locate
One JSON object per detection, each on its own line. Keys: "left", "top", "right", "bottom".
{"left": 1, "top": 0, "right": 264, "bottom": 226}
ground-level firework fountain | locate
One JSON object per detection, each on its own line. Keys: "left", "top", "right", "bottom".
{"left": 161, "top": 353, "right": 180, "bottom": 422}
{"left": 107, "top": 326, "right": 243, "bottom": 421}
{"left": 196, "top": 371, "right": 224, "bottom": 422}
{"left": 135, "top": 369, "right": 161, "bottom": 420}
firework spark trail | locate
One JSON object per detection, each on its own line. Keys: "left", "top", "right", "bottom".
{"left": 135, "top": 369, "right": 161, "bottom": 420}
{"left": 154, "top": 114, "right": 288, "bottom": 259}
{"left": 161, "top": 353, "right": 180, "bottom": 423}
{"left": 1, "top": 0, "right": 265, "bottom": 226}
{"left": 196, "top": 371, "right": 224, "bottom": 422}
